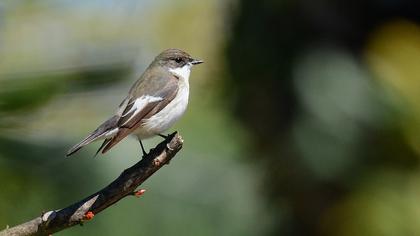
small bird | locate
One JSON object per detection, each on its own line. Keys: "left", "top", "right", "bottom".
{"left": 66, "top": 49, "right": 203, "bottom": 157}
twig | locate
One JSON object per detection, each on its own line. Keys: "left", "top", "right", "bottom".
{"left": 0, "top": 132, "right": 183, "bottom": 236}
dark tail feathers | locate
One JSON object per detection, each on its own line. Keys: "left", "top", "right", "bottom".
{"left": 66, "top": 115, "right": 119, "bottom": 157}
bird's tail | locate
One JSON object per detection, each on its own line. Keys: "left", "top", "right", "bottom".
{"left": 66, "top": 115, "right": 119, "bottom": 157}
{"left": 66, "top": 132, "right": 102, "bottom": 157}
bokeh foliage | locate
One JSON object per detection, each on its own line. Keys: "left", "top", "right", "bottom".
{"left": 2, "top": 0, "right": 420, "bottom": 235}
{"left": 226, "top": 0, "right": 420, "bottom": 235}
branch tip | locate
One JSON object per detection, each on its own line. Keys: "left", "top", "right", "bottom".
{"left": 166, "top": 143, "right": 175, "bottom": 151}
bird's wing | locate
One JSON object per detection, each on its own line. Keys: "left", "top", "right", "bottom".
{"left": 100, "top": 69, "right": 179, "bottom": 154}
{"left": 66, "top": 67, "right": 179, "bottom": 156}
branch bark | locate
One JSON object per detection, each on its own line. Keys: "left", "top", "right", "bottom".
{"left": 1, "top": 132, "right": 183, "bottom": 236}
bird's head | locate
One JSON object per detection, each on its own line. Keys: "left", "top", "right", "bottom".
{"left": 155, "top": 48, "right": 203, "bottom": 73}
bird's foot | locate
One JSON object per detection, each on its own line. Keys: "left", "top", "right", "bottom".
{"left": 141, "top": 150, "right": 148, "bottom": 158}
{"left": 158, "top": 133, "right": 169, "bottom": 139}
{"left": 138, "top": 138, "right": 148, "bottom": 158}
{"left": 159, "top": 132, "right": 178, "bottom": 140}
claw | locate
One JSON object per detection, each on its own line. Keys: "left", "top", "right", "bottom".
{"left": 158, "top": 134, "right": 169, "bottom": 139}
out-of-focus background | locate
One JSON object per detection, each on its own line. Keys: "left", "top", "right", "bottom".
{"left": 1, "top": 0, "right": 420, "bottom": 235}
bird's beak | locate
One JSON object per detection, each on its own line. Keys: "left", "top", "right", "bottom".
{"left": 191, "top": 59, "right": 204, "bottom": 65}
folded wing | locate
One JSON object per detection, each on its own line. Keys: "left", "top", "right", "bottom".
{"left": 66, "top": 67, "right": 179, "bottom": 156}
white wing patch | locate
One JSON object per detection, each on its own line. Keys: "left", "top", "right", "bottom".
{"left": 121, "top": 95, "right": 163, "bottom": 125}
{"left": 103, "top": 127, "right": 119, "bottom": 138}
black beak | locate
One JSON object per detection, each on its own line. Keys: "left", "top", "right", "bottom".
{"left": 191, "top": 59, "right": 204, "bottom": 65}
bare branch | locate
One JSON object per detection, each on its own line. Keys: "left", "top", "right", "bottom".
{"left": 1, "top": 132, "right": 183, "bottom": 236}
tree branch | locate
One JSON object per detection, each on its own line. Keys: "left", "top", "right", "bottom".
{"left": 1, "top": 132, "right": 183, "bottom": 236}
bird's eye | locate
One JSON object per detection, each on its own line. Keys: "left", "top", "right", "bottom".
{"left": 175, "top": 57, "right": 182, "bottom": 63}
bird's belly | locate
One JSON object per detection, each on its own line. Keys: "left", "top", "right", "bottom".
{"left": 134, "top": 84, "right": 189, "bottom": 139}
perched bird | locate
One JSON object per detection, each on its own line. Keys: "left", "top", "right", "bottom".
{"left": 66, "top": 49, "right": 203, "bottom": 157}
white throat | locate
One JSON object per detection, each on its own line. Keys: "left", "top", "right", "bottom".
{"left": 169, "top": 64, "right": 192, "bottom": 80}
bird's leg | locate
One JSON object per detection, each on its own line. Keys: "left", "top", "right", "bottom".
{"left": 137, "top": 137, "right": 147, "bottom": 157}
{"left": 158, "top": 133, "right": 169, "bottom": 139}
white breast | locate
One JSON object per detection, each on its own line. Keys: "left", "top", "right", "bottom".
{"left": 135, "top": 64, "right": 191, "bottom": 139}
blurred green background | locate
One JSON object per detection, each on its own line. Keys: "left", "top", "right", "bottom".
{"left": 1, "top": 0, "right": 420, "bottom": 235}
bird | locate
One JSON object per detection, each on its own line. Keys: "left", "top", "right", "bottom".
{"left": 66, "top": 48, "right": 203, "bottom": 157}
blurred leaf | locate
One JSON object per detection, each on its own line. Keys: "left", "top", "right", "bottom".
{"left": 0, "top": 76, "right": 64, "bottom": 113}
